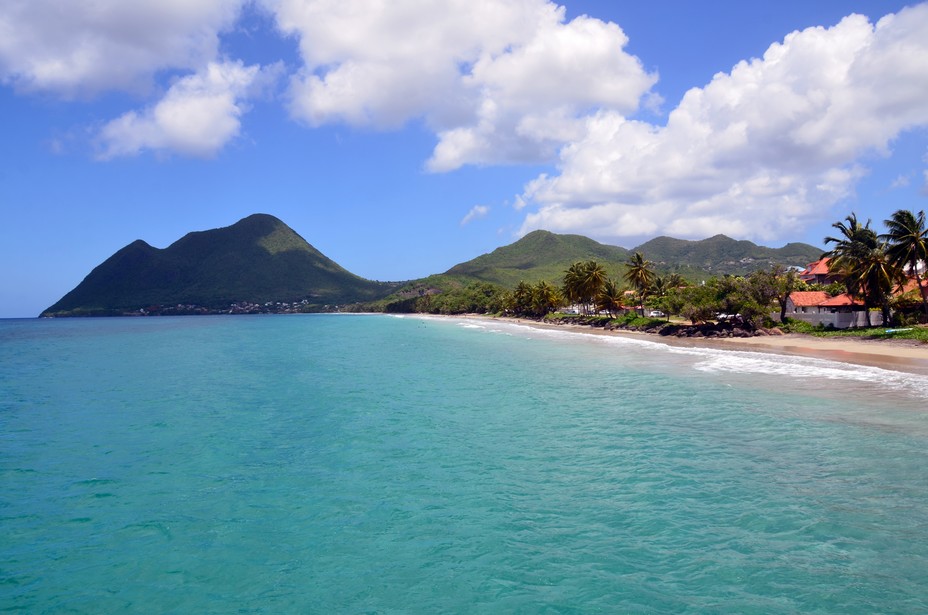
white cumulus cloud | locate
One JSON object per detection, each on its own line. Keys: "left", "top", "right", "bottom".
{"left": 97, "top": 61, "right": 264, "bottom": 159}
{"left": 517, "top": 4, "right": 928, "bottom": 244}
{"left": 0, "top": 0, "right": 245, "bottom": 97}
{"left": 266, "top": 0, "right": 656, "bottom": 170}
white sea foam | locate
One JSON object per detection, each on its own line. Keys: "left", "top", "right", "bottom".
{"left": 439, "top": 316, "right": 928, "bottom": 401}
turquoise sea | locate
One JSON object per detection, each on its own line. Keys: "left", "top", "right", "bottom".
{"left": 2, "top": 314, "right": 927, "bottom": 613}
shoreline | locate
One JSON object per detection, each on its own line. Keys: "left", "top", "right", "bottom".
{"left": 452, "top": 314, "right": 928, "bottom": 377}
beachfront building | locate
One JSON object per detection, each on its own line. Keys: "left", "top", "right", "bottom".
{"left": 784, "top": 291, "right": 869, "bottom": 329}
{"left": 785, "top": 275, "right": 928, "bottom": 328}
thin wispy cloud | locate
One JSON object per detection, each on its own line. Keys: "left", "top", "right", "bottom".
{"left": 460, "top": 205, "right": 490, "bottom": 226}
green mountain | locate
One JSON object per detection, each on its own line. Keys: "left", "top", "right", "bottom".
{"left": 444, "top": 230, "right": 632, "bottom": 286}
{"left": 437, "top": 230, "right": 821, "bottom": 287}
{"left": 635, "top": 234, "right": 822, "bottom": 277}
{"left": 42, "top": 214, "right": 399, "bottom": 316}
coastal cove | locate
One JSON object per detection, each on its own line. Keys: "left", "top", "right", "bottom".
{"left": 3, "top": 314, "right": 928, "bottom": 612}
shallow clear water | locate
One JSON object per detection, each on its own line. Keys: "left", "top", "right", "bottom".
{"left": 2, "top": 314, "right": 927, "bottom": 613}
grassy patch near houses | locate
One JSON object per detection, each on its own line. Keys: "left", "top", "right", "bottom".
{"left": 781, "top": 318, "right": 928, "bottom": 342}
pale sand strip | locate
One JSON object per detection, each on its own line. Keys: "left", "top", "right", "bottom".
{"left": 457, "top": 315, "right": 928, "bottom": 377}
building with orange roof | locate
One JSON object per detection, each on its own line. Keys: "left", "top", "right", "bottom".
{"left": 784, "top": 290, "right": 868, "bottom": 329}
{"left": 785, "top": 291, "right": 830, "bottom": 309}
{"left": 798, "top": 258, "right": 842, "bottom": 285}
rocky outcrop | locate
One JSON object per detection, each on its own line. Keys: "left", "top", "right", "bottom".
{"left": 541, "top": 315, "right": 784, "bottom": 338}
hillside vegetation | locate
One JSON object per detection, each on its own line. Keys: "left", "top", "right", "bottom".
{"left": 42, "top": 214, "right": 399, "bottom": 316}
{"left": 432, "top": 230, "right": 820, "bottom": 289}
{"left": 637, "top": 234, "right": 822, "bottom": 277}
{"left": 445, "top": 230, "right": 632, "bottom": 286}
{"left": 42, "top": 214, "right": 824, "bottom": 317}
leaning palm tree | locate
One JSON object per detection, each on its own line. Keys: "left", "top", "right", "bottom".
{"left": 824, "top": 213, "right": 880, "bottom": 325}
{"left": 881, "top": 209, "right": 928, "bottom": 321}
{"left": 624, "top": 252, "right": 655, "bottom": 316}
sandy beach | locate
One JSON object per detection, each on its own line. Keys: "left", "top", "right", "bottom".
{"left": 459, "top": 315, "right": 928, "bottom": 377}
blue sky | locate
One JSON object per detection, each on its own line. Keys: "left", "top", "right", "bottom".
{"left": 2, "top": 0, "right": 927, "bottom": 318}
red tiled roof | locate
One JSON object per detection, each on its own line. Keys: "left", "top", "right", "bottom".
{"left": 820, "top": 293, "right": 863, "bottom": 307}
{"left": 800, "top": 258, "right": 831, "bottom": 277}
{"left": 788, "top": 291, "right": 829, "bottom": 306}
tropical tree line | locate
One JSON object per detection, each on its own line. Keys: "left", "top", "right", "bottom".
{"left": 503, "top": 252, "right": 687, "bottom": 320}
{"left": 393, "top": 208, "right": 926, "bottom": 328}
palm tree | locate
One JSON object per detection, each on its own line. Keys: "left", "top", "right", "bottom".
{"left": 881, "top": 209, "right": 928, "bottom": 321}
{"left": 509, "top": 281, "right": 534, "bottom": 316}
{"left": 650, "top": 275, "right": 668, "bottom": 300}
{"left": 647, "top": 275, "right": 673, "bottom": 320}
{"left": 855, "top": 248, "right": 905, "bottom": 325}
{"left": 563, "top": 262, "right": 585, "bottom": 313}
{"left": 563, "top": 260, "right": 606, "bottom": 314}
{"left": 596, "top": 279, "right": 624, "bottom": 318}
{"left": 563, "top": 263, "right": 583, "bottom": 312}
{"left": 581, "top": 261, "right": 607, "bottom": 312}
{"left": 531, "top": 281, "right": 562, "bottom": 316}
{"left": 666, "top": 273, "right": 687, "bottom": 289}
{"left": 624, "top": 252, "right": 655, "bottom": 316}
{"left": 824, "top": 213, "right": 894, "bottom": 326}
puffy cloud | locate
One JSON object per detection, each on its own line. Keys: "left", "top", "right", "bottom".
{"left": 3, "top": 0, "right": 655, "bottom": 163}
{"left": 0, "top": 0, "right": 261, "bottom": 159}
{"left": 267, "top": 0, "right": 656, "bottom": 170}
{"left": 0, "top": 0, "right": 245, "bottom": 97}
{"left": 460, "top": 205, "right": 490, "bottom": 226}
{"left": 97, "top": 61, "right": 263, "bottom": 158}
{"left": 518, "top": 4, "right": 928, "bottom": 243}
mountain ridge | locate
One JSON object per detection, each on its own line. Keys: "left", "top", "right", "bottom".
{"left": 441, "top": 230, "right": 822, "bottom": 287}
{"left": 42, "top": 214, "right": 400, "bottom": 316}
{"left": 42, "top": 214, "right": 824, "bottom": 316}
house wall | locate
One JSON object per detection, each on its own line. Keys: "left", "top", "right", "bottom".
{"left": 785, "top": 311, "right": 872, "bottom": 329}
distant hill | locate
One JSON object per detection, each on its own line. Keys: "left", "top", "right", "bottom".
{"left": 42, "top": 214, "right": 399, "bottom": 316}
{"left": 635, "top": 234, "right": 822, "bottom": 277}
{"left": 444, "top": 230, "right": 632, "bottom": 286}
{"left": 438, "top": 231, "right": 821, "bottom": 287}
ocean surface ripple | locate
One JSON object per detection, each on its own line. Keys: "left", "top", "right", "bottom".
{"left": 2, "top": 314, "right": 927, "bottom": 613}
